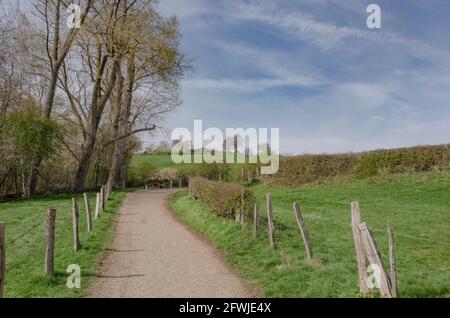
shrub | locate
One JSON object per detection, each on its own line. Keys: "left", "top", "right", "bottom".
{"left": 189, "top": 177, "right": 256, "bottom": 218}
{"left": 128, "top": 161, "right": 155, "bottom": 187}
{"left": 265, "top": 144, "right": 450, "bottom": 186}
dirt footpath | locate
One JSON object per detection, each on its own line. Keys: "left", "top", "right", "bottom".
{"left": 88, "top": 189, "right": 253, "bottom": 298}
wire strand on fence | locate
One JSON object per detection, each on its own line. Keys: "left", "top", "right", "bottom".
{"left": 260, "top": 204, "right": 450, "bottom": 248}
{"left": 7, "top": 220, "right": 45, "bottom": 245}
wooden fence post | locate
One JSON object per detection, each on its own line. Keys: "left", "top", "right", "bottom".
{"left": 95, "top": 193, "right": 101, "bottom": 219}
{"left": 266, "top": 193, "right": 275, "bottom": 249}
{"left": 351, "top": 201, "right": 369, "bottom": 294}
{"left": 253, "top": 203, "right": 259, "bottom": 238}
{"left": 83, "top": 193, "right": 93, "bottom": 232}
{"left": 121, "top": 166, "right": 126, "bottom": 190}
{"left": 102, "top": 185, "right": 106, "bottom": 208}
{"left": 99, "top": 187, "right": 104, "bottom": 212}
{"left": 0, "top": 223, "right": 5, "bottom": 298}
{"left": 179, "top": 178, "right": 182, "bottom": 189}
{"left": 293, "top": 202, "right": 313, "bottom": 260}
{"left": 240, "top": 190, "right": 245, "bottom": 229}
{"left": 45, "top": 209, "right": 56, "bottom": 275}
{"left": 358, "top": 222, "right": 392, "bottom": 298}
{"left": 72, "top": 199, "right": 81, "bottom": 252}
{"left": 387, "top": 220, "right": 398, "bottom": 298}
{"left": 170, "top": 180, "right": 173, "bottom": 189}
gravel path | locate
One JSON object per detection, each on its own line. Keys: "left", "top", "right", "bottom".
{"left": 88, "top": 189, "right": 253, "bottom": 298}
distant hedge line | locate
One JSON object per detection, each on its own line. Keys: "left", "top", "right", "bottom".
{"left": 267, "top": 144, "right": 450, "bottom": 186}
{"left": 189, "top": 177, "right": 256, "bottom": 218}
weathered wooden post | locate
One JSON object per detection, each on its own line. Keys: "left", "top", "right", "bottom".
{"left": 170, "top": 180, "right": 173, "bottom": 189}
{"left": 99, "top": 187, "right": 104, "bottom": 212}
{"left": 95, "top": 193, "right": 101, "bottom": 219}
{"left": 266, "top": 193, "right": 275, "bottom": 249}
{"left": 83, "top": 193, "right": 93, "bottom": 232}
{"left": 358, "top": 222, "right": 393, "bottom": 298}
{"left": 102, "top": 185, "right": 107, "bottom": 208}
{"left": 387, "top": 220, "right": 398, "bottom": 298}
{"left": 72, "top": 198, "right": 81, "bottom": 252}
{"left": 240, "top": 190, "right": 245, "bottom": 229}
{"left": 253, "top": 203, "right": 259, "bottom": 238}
{"left": 45, "top": 209, "right": 56, "bottom": 275}
{"left": 121, "top": 166, "right": 127, "bottom": 190}
{"left": 351, "top": 201, "right": 369, "bottom": 294}
{"left": 293, "top": 202, "right": 313, "bottom": 260}
{"left": 0, "top": 223, "right": 5, "bottom": 298}
{"left": 179, "top": 178, "right": 182, "bottom": 189}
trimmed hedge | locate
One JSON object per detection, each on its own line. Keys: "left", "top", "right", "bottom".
{"left": 266, "top": 144, "right": 450, "bottom": 186}
{"left": 189, "top": 177, "right": 256, "bottom": 218}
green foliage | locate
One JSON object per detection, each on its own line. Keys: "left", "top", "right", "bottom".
{"left": 269, "top": 145, "right": 450, "bottom": 186}
{"left": 171, "top": 171, "right": 450, "bottom": 297}
{"left": 189, "top": 177, "right": 256, "bottom": 218}
{"left": 128, "top": 160, "right": 155, "bottom": 187}
{"left": 6, "top": 106, "right": 61, "bottom": 161}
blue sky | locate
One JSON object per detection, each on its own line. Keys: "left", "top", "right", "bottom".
{"left": 156, "top": 0, "right": 450, "bottom": 154}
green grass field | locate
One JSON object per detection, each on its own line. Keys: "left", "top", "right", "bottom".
{"left": 170, "top": 172, "right": 450, "bottom": 298}
{"left": 0, "top": 191, "right": 128, "bottom": 297}
{"left": 131, "top": 153, "right": 251, "bottom": 181}
{"left": 132, "top": 154, "right": 177, "bottom": 170}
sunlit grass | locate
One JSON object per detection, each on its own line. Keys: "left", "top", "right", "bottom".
{"left": 0, "top": 190, "right": 129, "bottom": 297}
{"left": 170, "top": 172, "right": 450, "bottom": 298}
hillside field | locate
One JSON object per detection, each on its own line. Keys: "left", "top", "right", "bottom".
{"left": 170, "top": 172, "right": 450, "bottom": 297}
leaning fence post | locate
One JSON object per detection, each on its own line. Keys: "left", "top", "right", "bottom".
{"left": 358, "top": 222, "right": 392, "bottom": 298}
{"left": 0, "top": 223, "right": 5, "bottom": 298}
{"left": 72, "top": 199, "right": 81, "bottom": 252}
{"left": 351, "top": 201, "right": 369, "bottom": 294}
{"left": 266, "top": 193, "right": 275, "bottom": 249}
{"left": 293, "top": 203, "right": 313, "bottom": 260}
{"left": 253, "top": 203, "right": 259, "bottom": 238}
{"left": 45, "top": 209, "right": 56, "bottom": 275}
{"left": 387, "top": 219, "right": 398, "bottom": 298}
{"left": 83, "top": 193, "right": 93, "bottom": 232}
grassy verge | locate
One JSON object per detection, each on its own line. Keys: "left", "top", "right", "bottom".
{"left": 170, "top": 172, "right": 450, "bottom": 298}
{"left": 0, "top": 190, "right": 130, "bottom": 297}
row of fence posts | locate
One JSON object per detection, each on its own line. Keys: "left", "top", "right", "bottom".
{"left": 231, "top": 191, "right": 398, "bottom": 298}
{"left": 0, "top": 185, "right": 109, "bottom": 297}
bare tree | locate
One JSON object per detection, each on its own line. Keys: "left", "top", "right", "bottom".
{"left": 104, "top": 3, "right": 187, "bottom": 194}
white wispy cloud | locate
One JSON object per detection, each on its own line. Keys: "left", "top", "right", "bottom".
{"left": 227, "top": 0, "right": 450, "bottom": 64}
{"left": 184, "top": 76, "right": 319, "bottom": 93}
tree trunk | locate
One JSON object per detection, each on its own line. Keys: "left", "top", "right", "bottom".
{"left": 73, "top": 60, "right": 119, "bottom": 192}
{"left": 106, "top": 55, "right": 135, "bottom": 195}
